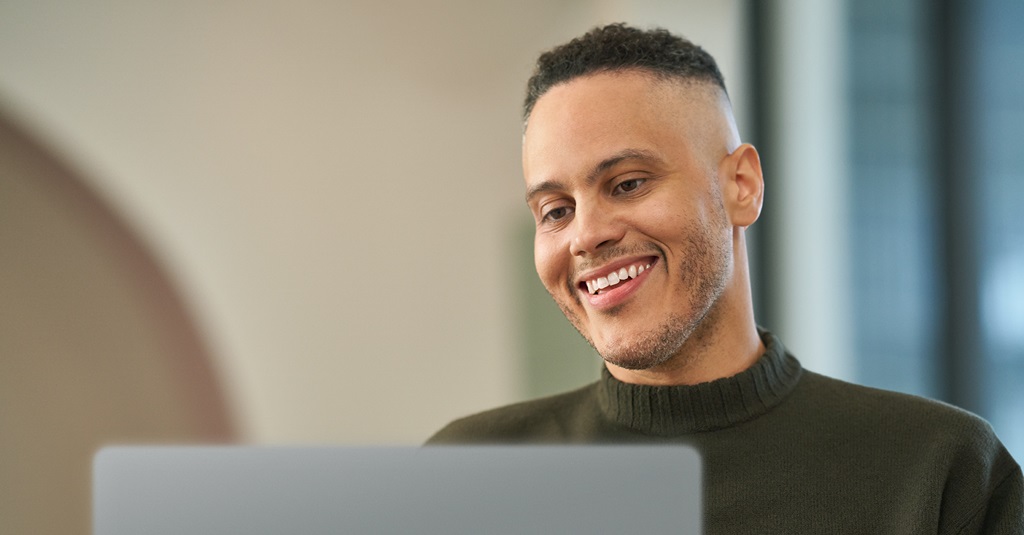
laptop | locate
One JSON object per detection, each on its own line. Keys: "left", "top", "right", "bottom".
{"left": 93, "top": 445, "right": 702, "bottom": 534}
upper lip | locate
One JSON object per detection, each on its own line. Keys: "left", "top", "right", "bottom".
{"left": 575, "top": 255, "right": 658, "bottom": 290}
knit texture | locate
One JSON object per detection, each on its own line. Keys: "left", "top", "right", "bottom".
{"left": 428, "top": 331, "right": 1024, "bottom": 533}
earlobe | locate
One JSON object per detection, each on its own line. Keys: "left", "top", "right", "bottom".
{"left": 721, "top": 143, "right": 764, "bottom": 227}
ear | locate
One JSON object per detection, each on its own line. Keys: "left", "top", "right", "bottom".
{"left": 719, "top": 143, "right": 764, "bottom": 227}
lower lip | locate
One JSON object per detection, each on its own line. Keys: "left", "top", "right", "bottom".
{"left": 583, "top": 261, "right": 655, "bottom": 310}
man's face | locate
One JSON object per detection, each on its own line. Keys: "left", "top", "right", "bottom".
{"left": 523, "top": 71, "right": 734, "bottom": 372}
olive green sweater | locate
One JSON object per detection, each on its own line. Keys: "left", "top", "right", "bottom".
{"left": 428, "top": 331, "right": 1023, "bottom": 534}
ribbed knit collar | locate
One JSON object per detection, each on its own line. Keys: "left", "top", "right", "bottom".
{"left": 596, "top": 329, "right": 802, "bottom": 436}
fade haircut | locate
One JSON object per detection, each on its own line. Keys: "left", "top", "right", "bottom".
{"left": 523, "top": 23, "right": 727, "bottom": 123}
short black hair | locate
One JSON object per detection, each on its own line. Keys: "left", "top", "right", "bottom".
{"left": 523, "top": 23, "right": 726, "bottom": 122}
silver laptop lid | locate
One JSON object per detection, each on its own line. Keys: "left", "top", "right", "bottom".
{"left": 94, "top": 445, "right": 702, "bottom": 534}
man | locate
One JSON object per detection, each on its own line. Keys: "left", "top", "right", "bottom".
{"left": 428, "top": 24, "right": 1023, "bottom": 533}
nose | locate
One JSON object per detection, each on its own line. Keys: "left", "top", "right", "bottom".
{"left": 568, "top": 202, "right": 624, "bottom": 256}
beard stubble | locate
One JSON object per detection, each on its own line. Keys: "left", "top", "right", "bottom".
{"left": 551, "top": 212, "right": 732, "bottom": 372}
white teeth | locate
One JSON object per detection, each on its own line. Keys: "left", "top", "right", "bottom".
{"left": 586, "top": 262, "right": 652, "bottom": 294}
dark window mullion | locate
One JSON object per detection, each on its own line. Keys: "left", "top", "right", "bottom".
{"left": 933, "top": 0, "right": 985, "bottom": 414}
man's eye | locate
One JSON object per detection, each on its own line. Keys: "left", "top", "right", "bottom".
{"left": 542, "top": 206, "right": 573, "bottom": 223}
{"left": 614, "top": 178, "right": 645, "bottom": 194}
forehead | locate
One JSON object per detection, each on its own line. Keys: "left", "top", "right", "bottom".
{"left": 522, "top": 71, "right": 713, "bottom": 185}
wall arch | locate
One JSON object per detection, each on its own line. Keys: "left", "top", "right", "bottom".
{"left": 0, "top": 111, "right": 236, "bottom": 535}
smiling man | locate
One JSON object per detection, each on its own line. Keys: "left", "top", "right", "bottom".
{"left": 428, "top": 24, "right": 1022, "bottom": 533}
{"left": 523, "top": 58, "right": 761, "bottom": 389}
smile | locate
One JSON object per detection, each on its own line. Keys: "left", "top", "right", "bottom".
{"left": 584, "top": 261, "right": 653, "bottom": 295}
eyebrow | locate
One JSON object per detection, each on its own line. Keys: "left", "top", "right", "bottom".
{"left": 524, "top": 148, "right": 662, "bottom": 203}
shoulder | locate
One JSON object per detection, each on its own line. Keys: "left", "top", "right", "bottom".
{"left": 795, "top": 370, "right": 992, "bottom": 435}
{"left": 787, "top": 371, "right": 1017, "bottom": 477}
{"left": 794, "top": 372, "right": 1022, "bottom": 530}
{"left": 425, "top": 383, "right": 600, "bottom": 444}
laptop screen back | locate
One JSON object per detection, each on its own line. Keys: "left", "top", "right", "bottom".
{"left": 94, "top": 445, "right": 702, "bottom": 534}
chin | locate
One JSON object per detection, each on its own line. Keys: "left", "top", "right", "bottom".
{"left": 594, "top": 318, "right": 693, "bottom": 371}
{"left": 602, "top": 352, "right": 669, "bottom": 371}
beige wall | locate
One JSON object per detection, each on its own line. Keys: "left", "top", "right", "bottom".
{"left": 0, "top": 1, "right": 745, "bottom": 447}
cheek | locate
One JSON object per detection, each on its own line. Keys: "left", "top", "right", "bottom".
{"left": 533, "top": 236, "right": 567, "bottom": 293}
{"left": 643, "top": 190, "right": 723, "bottom": 238}
{"left": 637, "top": 200, "right": 690, "bottom": 238}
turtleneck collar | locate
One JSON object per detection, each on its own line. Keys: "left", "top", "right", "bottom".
{"left": 596, "top": 329, "right": 802, "bottom": 436}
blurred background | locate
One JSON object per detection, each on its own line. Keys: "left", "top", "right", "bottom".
{"left": 0, "top": 0, "right": 1020, "bottom": 533}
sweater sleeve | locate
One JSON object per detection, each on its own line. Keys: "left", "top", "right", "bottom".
{"left": 942, "top": 417, "right": 1024, "bottom": 535}
{"left": 957, "top": 462, "right": 1023, "bottom": 534}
